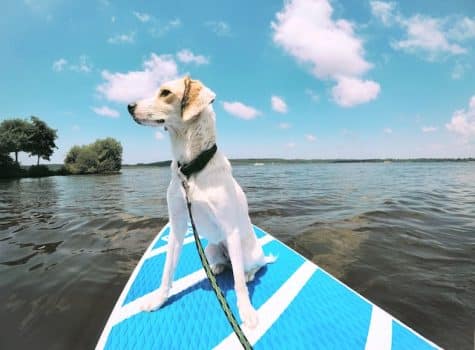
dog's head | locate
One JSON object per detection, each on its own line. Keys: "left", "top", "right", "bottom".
{"left": 127, "top": 76, "right": 215, "bottom": 128}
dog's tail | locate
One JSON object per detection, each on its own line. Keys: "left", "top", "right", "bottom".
{"left": 264, "top": 254, "right": 277, "bottom": 265}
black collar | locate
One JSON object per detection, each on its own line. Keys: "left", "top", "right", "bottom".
{"left": 178, "top": 144, "right": 217, "bottom": 179}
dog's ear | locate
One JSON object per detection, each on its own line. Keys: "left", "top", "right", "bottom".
{"left": 181, "top": 76, "right": 216, "bottom": 121}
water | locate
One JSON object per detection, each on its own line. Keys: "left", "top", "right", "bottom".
{"left": 0, "top": 162, "right": 474, "bottom": 349}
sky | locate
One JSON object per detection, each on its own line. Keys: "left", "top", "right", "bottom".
{"left": 1, "top": 0, "right": 475, "bottom": 164}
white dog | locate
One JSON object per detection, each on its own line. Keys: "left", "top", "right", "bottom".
{"left": 127, "top": 76, "right": 274, "bottom": 328}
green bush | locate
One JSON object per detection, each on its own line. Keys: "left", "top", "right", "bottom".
{"left": 27, "top": 165, "right": 52, "bottom": 178}
{"left": 64, "top": 138, "right": 122, "bottom": 174}
{"left": 0, "top": 154, "right": 24, "bottom": 178}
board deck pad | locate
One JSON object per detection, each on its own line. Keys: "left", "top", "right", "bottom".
{"left": 97, "top": 224, "right": 440, "bottom": 349}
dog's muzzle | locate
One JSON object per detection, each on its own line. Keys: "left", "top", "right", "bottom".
{"left": 132, "top": 116, "right": 165, "bottom": 126}
{"left": 128, "top": 103, "right": 165, "bottom": 125}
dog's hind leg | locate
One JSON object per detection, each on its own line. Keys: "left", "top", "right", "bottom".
{"left": 245, "top": 266, "right": 260, "bottom": 283}
{"left": 226, "top": 230, "right": 259, "bottom": 328}
{"left": 205, "top": 243, "right": 228, "bottom": 275}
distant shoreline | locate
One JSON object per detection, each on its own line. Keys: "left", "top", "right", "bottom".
{"left": 121, "top": 157, "right": 475, "bottom": 167}
{"left": 13, "top": 158, "right": 473, "bottom": 173}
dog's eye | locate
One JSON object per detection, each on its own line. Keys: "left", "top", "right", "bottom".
{"left": 160, "top": 89, "right": 171, "bottom": 98}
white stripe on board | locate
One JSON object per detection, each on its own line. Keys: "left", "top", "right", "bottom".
{"left": 146, "top": 233, "right": 275, "bottom": 260}
{"left": 214, "top": 261, "right": 317, "bottom": 350}
{"left": 365, "top": 305, "right": 392, "bottom": 350}
{"left": 108, "top": 235, "right": 276, "bottom": 328}
{"left": 112, "top": 269, "right": 207, "bottom": 326}
{"left": 146, "top": 235, "right": 196, "bottom": 259}
{"left": 96, "top": 224, "right": 170, "bottom": 350}
{"left": 314, "top": 268, "right": 442, "bottom": 350}
{"left": 257, "top": 234, "right": 274, "bottom": 247}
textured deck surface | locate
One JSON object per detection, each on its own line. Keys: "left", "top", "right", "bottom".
{"left": 97, "top": 224, "right": 440, "bottom": 350}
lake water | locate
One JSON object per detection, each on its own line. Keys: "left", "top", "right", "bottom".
{"left": 0, "top": 162, "right": 474, "bottom": 349}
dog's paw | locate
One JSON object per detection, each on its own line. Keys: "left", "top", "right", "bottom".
{"left": 139, "top": 288, "right": 169, "bottom": 312}
{"left": 210, "top": 263, "right": 226, "bottom": 275}
{"left": 245, "top": 268, "right": 258, "bottom": 283}
{"left": 239, "top": 304, "right": 259, "bottom": 329}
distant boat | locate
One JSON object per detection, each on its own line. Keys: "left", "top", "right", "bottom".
{"left": 254, "top": 162, "right": 264, "bottom": 166}
{"left": 384, "top": 160, "right": 392, "bottom": 164}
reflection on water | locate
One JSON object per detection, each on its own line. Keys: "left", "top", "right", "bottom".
{"left": 0, "top": 163, "right": 474, "bottom": 349}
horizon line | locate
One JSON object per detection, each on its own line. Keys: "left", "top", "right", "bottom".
{"left": 123, "top": 157, "right": 475, "bottom": 166}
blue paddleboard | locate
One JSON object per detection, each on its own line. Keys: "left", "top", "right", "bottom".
{"left": 96, "top": 224, "right": 441, "bottom": 349}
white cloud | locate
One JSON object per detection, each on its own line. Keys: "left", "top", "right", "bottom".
{"left": 111, "top": 16, "right": 116, "bottom": 23}
{"left": 451, "top": 62, "right": 470, "bottom": 80}
{"left": 448, "top": 17, "right": 475, "bottom": 41}
{"left": 24, "top": 0, "right": 57, "bottom": 18}
{"left": 169, "top": 18, "right": 181, "bottom": 27}
{"left": 133, "top": 11, "right": 150, "bottom": 23}
{"left": 331, "top": 77, "right": 380, "bottom": 107}
{"left": 222, "top": 101, "right": 261, "bottom": 120}
{"left": 97, "top": 53, "right": 179, "bottom": 103}
{"left": 392, "top": 15, "right": 466, "bottom": 58}
{"left": 286, "top": 142, "right": 296, "bottom": 148}
{"left": 72, "top": 124, "right": 80, "bottom": 131}
{"left": 272, "top": 0, "right": 373, "bottom": 79}
{"left": 271, "top": 0, "right": 379, "bottom": 107}
{"left": 278, "top": 122, "right": 291, "bottom": 129}
{"left": 155, "top": 131, "right": 164, "bottom": 140}
{"left": 422, "top": 126, "right": 437, "bottom": 133}
{"left": 305, "top": 88, "right": 320, "bottom": 102}
{"left": 70, "top": 55, "right": 93, "bottom": 73}
{"left": 370, "top": 1, "right": 396, "bottom": 26}
{"left": 205, "top": 21, "right": 231, "bottom": 36}
{"left": 53, "top": 55, "right": 92, "bottom": 73}
{"left": 271, "top": 96, "right": 288, "bottom": 113}
{"left": 371, "top": 2, "right": 471, "bottom": 59}
{"left": 92, "top": 106, "right": 120, "bottom": 118}
{"left": 176, "top": 49, "right": 209, "bottom": 65}
{"left": 52, "top": 58, "right": 67, "bottom": 72}
{"left": 305, "top": 134, "right": 316, "bottom": 142}
{"left": 150, "top": 18, "right": 181, "bottom": 37}
{"left": 383, "top": 127, "right": 393, "bottom": 134}
{"left": 446, "top": 95, "right": 475, "bottom": 138}
{"left": 108, "top": 32, "right": 135, "bottom": 44}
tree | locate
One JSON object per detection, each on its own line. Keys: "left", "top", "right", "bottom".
{"left": 94, "top": 138, "right": 122, "bottom": 173}
{"left": 27, "top": 116, "right": 58, "bottom": 165}
{"left": 0, "top": 118, "right": 31, "bottom": 163}
{"left": 64, "top": 138, "right": 122, "bottom": 174}
{"left": 75, "top": 146, "right": 98, "bottom": 173}
{"left": 64, "top": 145, "right": 81, "bottom": 165}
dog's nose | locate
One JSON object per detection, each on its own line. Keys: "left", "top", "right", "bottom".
{"left": 127, "top": 103, "right": 137, "bottom": 115}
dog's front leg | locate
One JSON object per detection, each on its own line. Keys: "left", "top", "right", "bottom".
{"left": 140, "top": 218, "right": 187, "bottom": 312}
{"left": 227, "top": 231, "right": 259, "bottom": 328}
{"left": 140, "top": 184, "right": 187, "bottom": 312}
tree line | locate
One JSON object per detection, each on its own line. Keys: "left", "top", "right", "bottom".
{"left": 0, "top": 116, "right": 122, "bottom": 178}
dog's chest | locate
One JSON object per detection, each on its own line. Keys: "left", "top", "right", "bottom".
{"left": 190, "top": 203, "right": 225, "bottom": 244}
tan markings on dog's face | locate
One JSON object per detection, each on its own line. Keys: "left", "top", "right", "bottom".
{"left": 129, "top": 76, "right": 215, "bottom": 127}
{"left": 181, "top": 77, "right": 216, "bottom": 121}
{"left": 158, "top": 87, "right": 178, "bottom": 105}
{"left": 129, "top": 78, "right": 184, "bottom": 127}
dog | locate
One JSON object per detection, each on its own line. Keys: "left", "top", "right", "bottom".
{"left": 127, "top": 76, "right": 275, "bottom": 328}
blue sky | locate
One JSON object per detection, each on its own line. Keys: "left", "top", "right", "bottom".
{"left": 1, "top": 0, "right": 474, "bottom": 164}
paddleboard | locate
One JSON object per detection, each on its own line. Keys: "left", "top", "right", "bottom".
{"left": 96, "top": 223, "right": 441, "bottom": 349}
